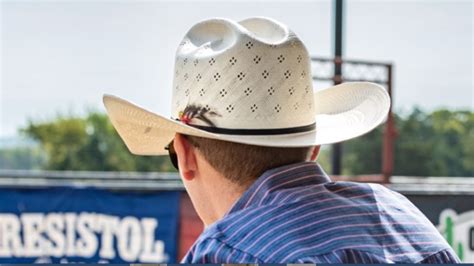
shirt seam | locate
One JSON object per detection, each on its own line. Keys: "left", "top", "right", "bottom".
{"left": 311, "top": 247, "right": 455, "bottom": 263}
{"left": 205, "top": 236, "right": 265, "bottom": 263}
{"left": 415, "top": 248, "right": 459, "bottom": 263}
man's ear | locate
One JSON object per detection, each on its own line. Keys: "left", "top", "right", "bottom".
{"left": 173, "top": 133, "right": 198, "bottom": 181}
{"left": 310, "top": 145, "right": 321, "bottom": 161}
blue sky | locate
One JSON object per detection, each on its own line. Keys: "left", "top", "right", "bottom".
{"left": 1, "top": 0, "right": 473, "bottom": 137}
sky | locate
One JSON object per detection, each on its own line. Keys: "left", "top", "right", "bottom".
{"left": 0, "top": 0, "right": 473, "bottom": 137}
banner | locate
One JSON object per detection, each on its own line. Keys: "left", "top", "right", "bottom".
{"left": 437, "top": 209, "right": 474, "bottom": 262}
{"left": 0, "top": 187, "right": 180, "bottom": 263}
{"left": 405, "top": 194, "right": 474, "bottom": 262}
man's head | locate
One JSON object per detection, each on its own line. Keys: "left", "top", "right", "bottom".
{"left": 174, "top": 133, "right": 319, "bottom": 186}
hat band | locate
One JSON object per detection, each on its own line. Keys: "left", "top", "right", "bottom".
{"left": 175, "top": 119, "right": 316, "bottom": 135}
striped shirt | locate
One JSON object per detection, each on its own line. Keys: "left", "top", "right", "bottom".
{"left": 182, "top": 162, "right": 460, "bottom": 263}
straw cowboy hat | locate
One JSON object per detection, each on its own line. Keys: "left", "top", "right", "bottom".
{"left": 103, "top": 17, "right": 390, "bottom": 156}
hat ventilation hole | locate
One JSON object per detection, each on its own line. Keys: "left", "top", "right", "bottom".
{"left": 253, "top": 55, "right": 261, "bottom": 64}
{"left": 244, "top": 87, "right": 253, "bottom": 96}
{"left": 219, "top": 89, "right": 227, "bottom": 97}
{"left": 226, "top": 104, "right": 234, "bottom": 113}
{"left": 274, "top": 104, "right": 282, "bottom": 113}
{"left": 277, "top": 54, "right": 285, "bottom": 63}
{"left": 245, "top": 41, "right": 254, "bottom": 49}
{"left": 268, "top": 86, "right": 275, "bottom": 95}
{"left": 289, "top": 87, "right": 295, "bottom": 95}
{"left": 250, "top": 104, "right": 258, "bottom": 112}
{"left": 213, "top": 72, "right": 221, "bottom": 81}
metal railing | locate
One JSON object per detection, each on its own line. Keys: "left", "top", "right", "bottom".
{"left": 0, "top": 169, "right": 184, "bottom": 191}
{"left": 1, "top": 170, "right": 473, "bottom": 195}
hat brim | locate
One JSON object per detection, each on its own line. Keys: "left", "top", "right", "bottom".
{"left": 103, "top": 82, "right": 390, "bottom": 156}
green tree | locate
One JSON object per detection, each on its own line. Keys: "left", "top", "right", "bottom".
{"left": 0, "top": 147, "right": 45, "bottom": 169}
{"left": 342, "top": 125, "right": 383, "bottom": 175}
{"left": 340, "top": 108, "right": 474, "bottom": 177}
{"left": 23, "top": 112, "right": 175, "bottom": 172}
{"left": 394, "top": 108, "right": 436, "bottom": 176}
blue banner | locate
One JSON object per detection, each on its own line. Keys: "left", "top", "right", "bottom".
{"left": 0, "top": 187, "right": 180, "bottom": 263}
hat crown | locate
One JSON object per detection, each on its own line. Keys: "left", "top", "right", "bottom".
{"left": 171, "top": 17, "right": 315, "bottom": 130}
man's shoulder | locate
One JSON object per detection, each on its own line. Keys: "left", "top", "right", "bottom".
{"left": 181, "top": 232, "right": 264, "bottom": 263}
{"left": 184, "top": 181, "right": 458, "bottom": 263}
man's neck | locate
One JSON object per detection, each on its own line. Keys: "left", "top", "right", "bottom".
{"left": 184, "top": 153, "right": 255, "bottom": 227}
{"left": 202, "top": 176, "right": 250, "bottom": 226}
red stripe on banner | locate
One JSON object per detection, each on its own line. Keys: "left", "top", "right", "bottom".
{"left": 178, "top": 192, "right": 203, "bottom": 261}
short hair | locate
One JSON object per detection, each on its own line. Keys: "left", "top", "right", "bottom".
{"left": 185, "top": 135, "right": 312, "bottom": 186}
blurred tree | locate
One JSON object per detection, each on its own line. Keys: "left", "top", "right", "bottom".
{"left": 0, "top": 147, "right": 45, "bottom": 169}
{"left": 316, "top": 146, "right": 331, "bottom": 172}
{"left": 341, "top": 108, "right": 474, "bottom": 177}
{"left": 394, "top": 108, "right": 436, "bottom": 176}
{"left": 342, "top": 126, "right": 383, "bottom": 175}
{"left": 22, "top": 112, "right": 175, "bottom": 172}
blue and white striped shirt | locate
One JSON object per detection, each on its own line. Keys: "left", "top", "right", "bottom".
{"left": 182, "top": 162, "right": 460, "bottom": 263}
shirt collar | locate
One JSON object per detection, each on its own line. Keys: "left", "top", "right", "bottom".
{"left": 227, "top": 161, "right": 331, "bottom": 215}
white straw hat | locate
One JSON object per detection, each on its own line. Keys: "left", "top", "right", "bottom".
{"left": 103, "top": 17, "right": 390, "bottom": 156}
